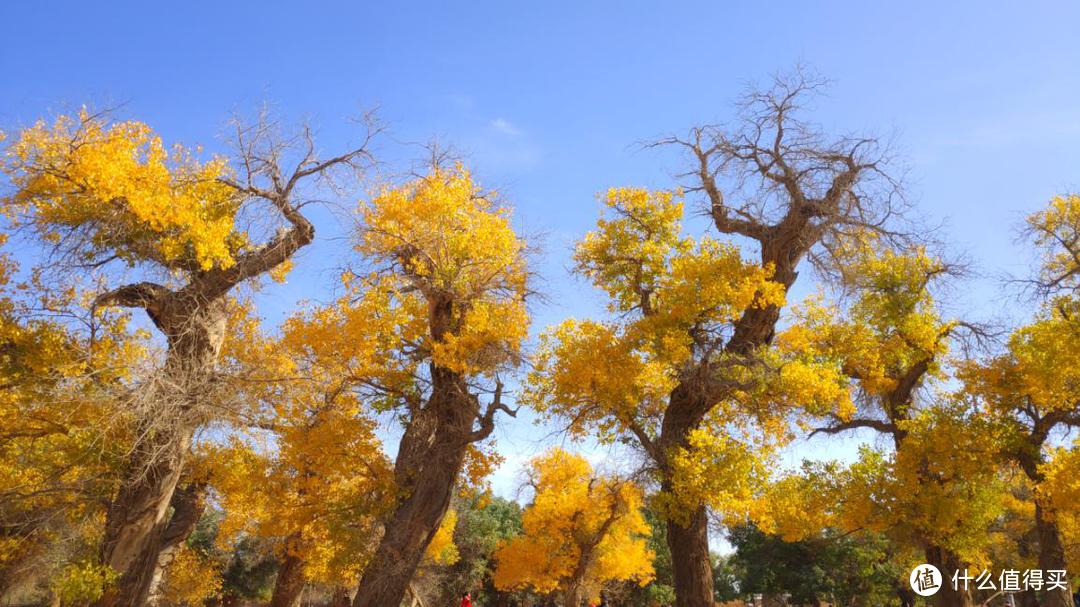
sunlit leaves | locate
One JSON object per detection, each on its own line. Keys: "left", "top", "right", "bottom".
{"left": 2, "top": 110, "right": 240, "bottom": 270}
{"left": 492, "top": 449, "right": 653, "bottom": 602}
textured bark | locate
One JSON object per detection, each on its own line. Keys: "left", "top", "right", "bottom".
{"left": 351, "top": 365, "right": 482, "bottom": 607}
{"left": 269, "top": 550, "right": 307, "bottom": 607}
{"left": 1036, "top": 502, "right": 1073, "bottom": 607}
{"left": 657, "top": 384, "right": 715, "bottom": 607}
{"left": 331, "top": 586, "right": 355, "bottom": 607}
{"left": 665, "top": 506, "right": 713, "bottom": 607}
{"left": 146, "top": 483, "right": 208, "bottom": 605}
{"left": 924, "top": 545, "right": 973, "bottom": 607}
{"left": 95, "top": 429, "right": 195, "bottom": 607}
{"left": 565, "top": 581, "right": 585, "bottom": 607}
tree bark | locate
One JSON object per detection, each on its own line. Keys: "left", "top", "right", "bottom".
{"left": 94, "top": 428, "right": 194, "bottom": 607}
{"left": 331, "top": 586, "right": 354, "bottom": 607}
{"left": 269, "top": 550, "right": 307, "bottom": 607}
{"left": 665, "top": 506, "right": 714, "bottom": 607}
{"left": 924, "top": 545, "right": 973, "bottom": 607}
{"left": 1036, "top": 501, "right": 1073, "bottom": 607}
{"left": 658, "top": 384, "right": 715, "bottom": 607}
{"left": 146, "top": 483, "right": 208, "bottom": 605}
{"left": 565, "top": 580, "right": 585, "bottom": 607}
{"left": 351, "top": 366, "right": 478, "bottom": 607}
{"left": 92, "top": 300, "right": 228, "bottom": 607}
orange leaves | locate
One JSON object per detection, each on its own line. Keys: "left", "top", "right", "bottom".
{"left": 493, "top": 449, "right": 653, "bottom": 601}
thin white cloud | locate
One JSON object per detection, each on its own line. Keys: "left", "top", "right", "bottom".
{"left": 490, "top": 117, "right": 524, "bottom": 137}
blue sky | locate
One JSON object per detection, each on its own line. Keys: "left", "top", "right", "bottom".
{"left": 3, "top": 1, "right": 1080, "bottom": 501}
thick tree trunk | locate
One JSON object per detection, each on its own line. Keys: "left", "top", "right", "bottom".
{"left": 665, "top": 506, "right": 714, "bottom": 607}
{"left": 565, "top": 579, "right": 585, "bottom": 607}
{"left": 93, "top": 303, "right": 226, "bottom": 607}
{"left": 924, "top": 545, "right": 973, "bottom": 607}
{"left": 269, "top": 550, "right": 307, "bottom": 607}
{"left": 658, "top": 384, "right": 715, "bottom": 607}
{"left": 93, "top": 429, "right": 193, "bottom": 607}
{"left": 350, "top": 439, "right": 465, "bottom": 607}
{"left": 896, "top": 585, "right": 916, "bottom": 607}
{"left": 352, "top": 365, "right": 476, "bottom": 607}
{"left": 1036, "top": 502, "right": 1073, "bottom": 607}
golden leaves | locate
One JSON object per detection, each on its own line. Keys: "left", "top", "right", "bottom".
{"left": 357, "top": 164, "right": 530, "bottom": 376}
{"left": 493, "top": 449, "right": 653, "bottom": 601}
{"left": 2, "top": 110, "right": 240, "bottom": 270}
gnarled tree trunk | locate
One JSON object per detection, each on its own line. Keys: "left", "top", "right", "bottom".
{"left": 96, "top": 428, "right": 194, "bottom": 607}
{"left": 269, "top": 548, "right": 307, "bottom": 607}
{"left": 93, "top": 302, "right": 226, "bottom": 607}
{"left": 351, "top": 366, "right": 479, "bottom": 607}
{"left": 146, "top": 482, "right": 208, "bottom": 605}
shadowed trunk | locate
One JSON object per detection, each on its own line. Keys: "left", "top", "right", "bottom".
{"left": 269, "top": 549, "right": 307, "bottom": 607}
{"left": 331, "top": 586, "right": 354, "bottom": 607}
{"left": 352, "top": 364, "right": 478, "bottom": 607}
{"left": 897, "top": 585, "right": 916, "bottom": 607}
{"left": 665, "top": 506, "right": 714, "bottom": 607}
{"left": 95, "top": 428, "right": 194, "bottom": 607}
{"left": 1036, "top": 502, "right": 1073, "bottom": 607}
{"left": 924, "top": 545, "right": 973, "bottom": 607}
{"left": 658, "top": 385, "right": 716, "bottom": 607}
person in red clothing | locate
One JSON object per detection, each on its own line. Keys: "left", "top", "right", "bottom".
{"left": 461, "top": 592, "right": 472, "bottom": 607}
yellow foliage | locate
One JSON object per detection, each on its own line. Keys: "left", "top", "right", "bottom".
{"left": 52, "top": 559, "right": 119, "bottom": 604}
{"left": 961, "top": 295, "right": 1080, "bottom": 419}
{"left": 426, "top": 509, "right": 461, "bottom": 566}
{"left": 493, "top": 449, "right": 653, "bottom": 602}
{"left": 525, "top": 187, "right": 850, "bottom": 522}
{"left": 2, "top": 110, "right": 241, "bottom": 270}
{"left": 1027, "top": 194, "right": 1080, "bottom": 290}
{"left": 0, "top": 235, "right": 145, "bottom": 572}
{"left": 358, "top": 164, "right": 530, "bottom": 375}
{"left": 161, "top": 544, "right": 222, "bottom": 605}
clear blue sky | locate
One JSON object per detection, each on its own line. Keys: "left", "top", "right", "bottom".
{"left": 3, "top": 1, "right": 1080, "bottom": 500}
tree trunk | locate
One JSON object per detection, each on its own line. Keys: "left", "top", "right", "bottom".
{"left": 565, "top": 579, "right": 585, "bottom": 607}
{"left": 92, "top": 303, "right": 226, "bottom": 607}
{"left": 93, "top": 428, "right": 194, "bottom": 607}
{"left": 924, "top": 545, "right": 973, "bottom": 607}
{"left": 269, "top": 550, "right": 307, "bottom": 607}
{"left": 352, "top": 365, "right": 476, "bottom": 607}
{"left": 666, "top": 506, "right": 714, "bottom": 607}
{"left": 331, "top": 586, "right": 354, "bottom": 607}
{"left": 658, "top": 384, "right": 715, "bottom": 607}
{"left": 350, "top": 437, "right": 465, "bottom": 607}
{"left": 1036, "top": 501, "right": 1073, "bottom": 607}
{"left": 146, "top": 483, "right": 208, "bottom": 605}
{"left": 897, "top": 585, "right": 916, "bottom": 607}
